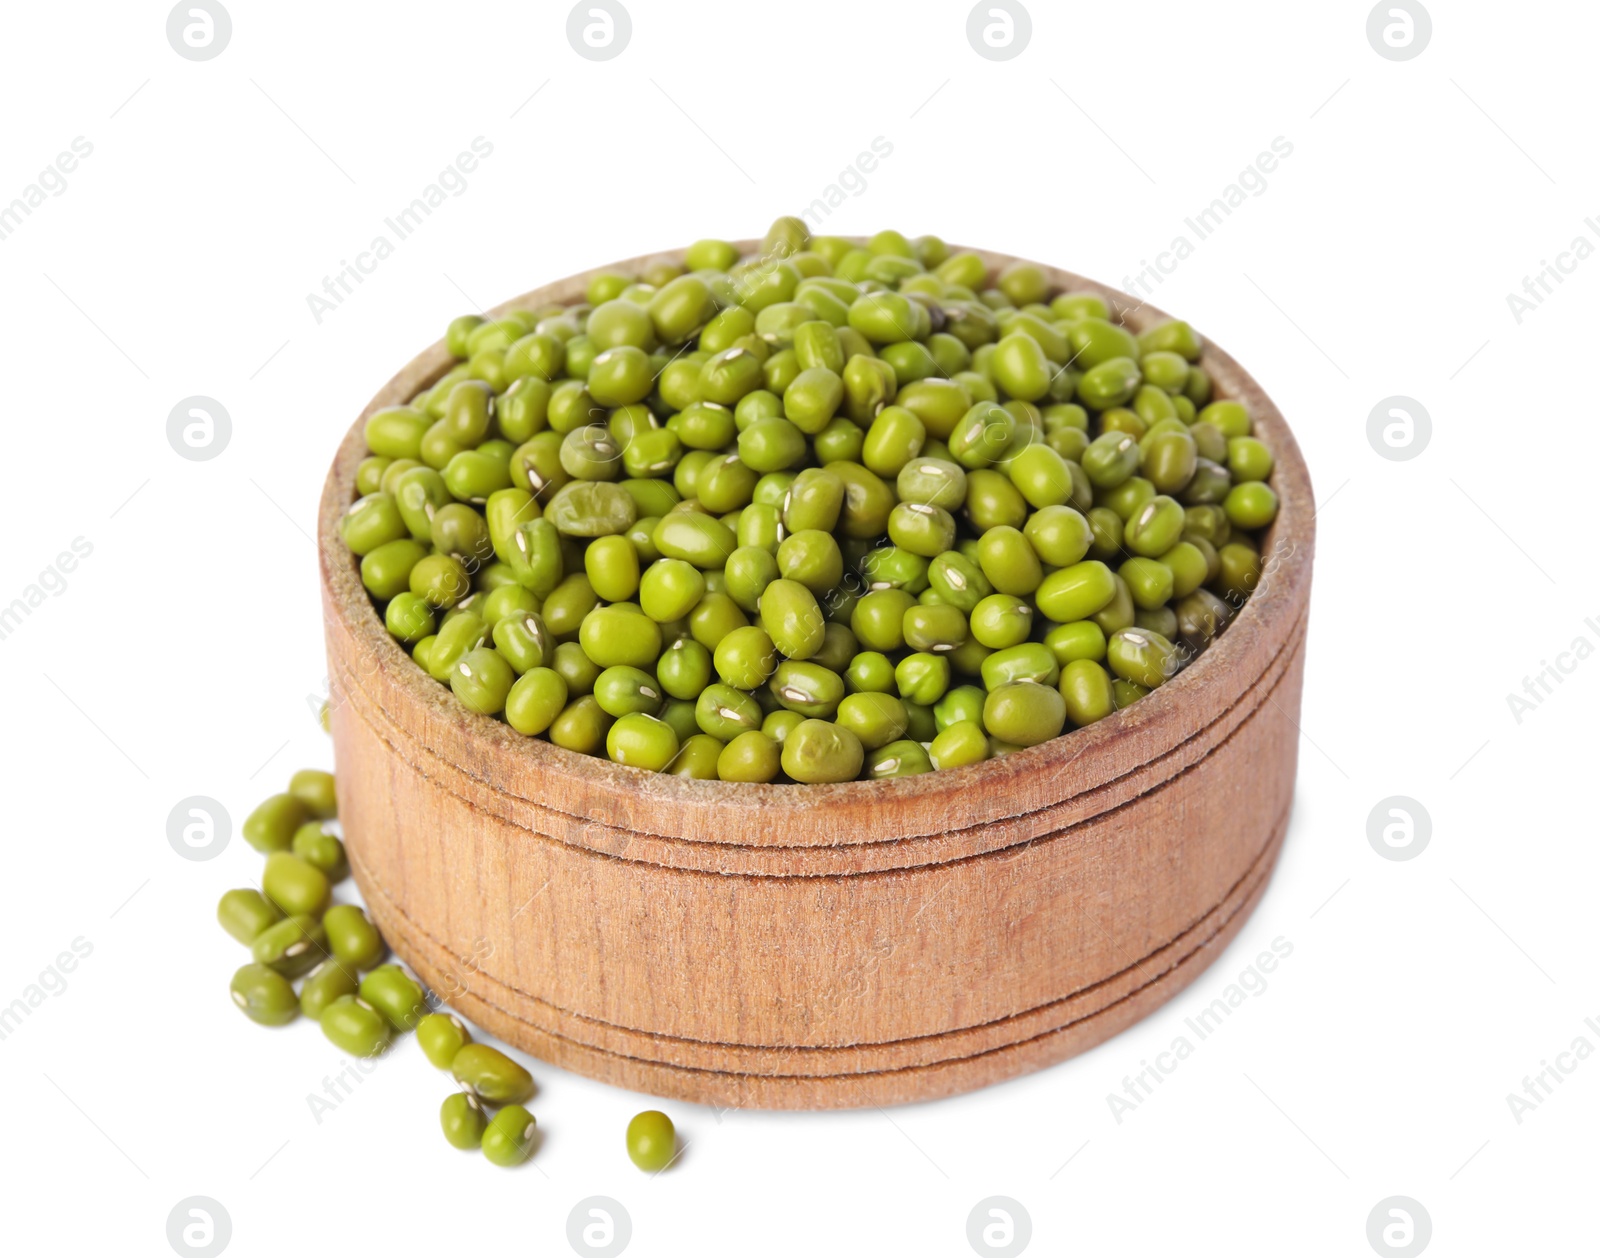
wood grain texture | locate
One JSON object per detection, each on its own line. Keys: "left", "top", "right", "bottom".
{"left": 318, "top": 242, "right": 1315, "bottom": 1109}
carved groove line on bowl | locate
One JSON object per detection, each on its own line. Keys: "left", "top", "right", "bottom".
{"left": 352, "top": 801, "right": 1286, "bottom": 1070}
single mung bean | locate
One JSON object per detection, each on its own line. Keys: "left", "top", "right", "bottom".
{"left": 976, "top": 527, "right": 1042, "bottom": 597}
{"left": 320, "top": 995, "right": 393, "bottom": 1058}
{"left": 1107, "top": 628, "right": 1180, "bottom": 689}
{"left": 242, "top": 793, "right": 310, "bottom": 854}
{"left": 300, "top": 960, "right": 360, "bottom": 1020}
{"left": 929, "top": 721, "right": 990, "bottom": 771}
{"left": 441, "top": 1091, "right": 490, "bottom": 1151}
{"left": 1224, "top": 481, "right": 1279, "bottom": 529}
{"left": 777, "top": 529, "right": 844, "bottom": 593}
{"left": 626, "top": 1110, "right": 677, "bottom": 1172}
{"left": 981, "top": 643, "right": 1059, "bottom": 689}
{"left": 1060, "top": 659, "right": 1117, "bottom": 726}
{"left": 1125, "top": 495, "right": 1187, "bottom": 557}
{"left": 866, "top": 739, "right": 934, "bottom": 778}
{"left": 493, "top": 611, "right": 553, "bottom": 673}
{"left": 781, "top": 719, "right": 864, "bottom": 783}
{"left": 982, "top": 681, "right": 1067, "bottom": 747}
{"left": 606, "top": 712, "right": 681, "bottom": 770}
{"left": 322, "top": 904, "right": 386, "bottom": 971}
{"left": 835, "top": 691, "right": 910, "bottom": 750}
{"left": 452, "top": 1043, "right": 535, "bottom": 1104}
{"left": 895, "top": 652, "right": 951, "bottom": 705}
{"left": 669, "top": 732, "right": 725, "bottom": 778}
{"left": 926, "top": 551, "right": 992, "bottom": 612}
{"left": 451, "top": 646, "right": 516, "bottom": 715}
{"left": 418, "top": 1013, "right": 473, "bottom": 1069}
{"left": 717, "top": 730, "right": 782, "bottom": 782}
{"left": 252, "top": 914, "right": 328, "bottom": 978}
{"left": 897, "top": 458, "right": 967, "bottom": 510}
{"left": 1044, "top": 621, "right": 1107, "bottom": 666}
{"left": 902, "top": 603, "right": 968, "bottom": 654}
{"left": 1120, "top": 557, "right": 1176, "bottom": 610}
{"left": 230, "top": 963, "right": 300, "bottom": 1026}
{"left": 768, "top": 661, "right": 845, "bottom": 719}
{"left": 217, "top": 888, "right": 283, "bottom": 945}
{"left": 505, "top": 667, "right": 569, "bottom": 736}
{"left": 482, "top": 1104, "right": 539, "bottom": 1168}
{"left": 759, "top": 579, "right": 826, "bottom": 660}
{"left": 262, "top": 852, "right": 330, "bottom": 918}
{"left": 291, "top": 822, "right": 348, "bottom": 882}
{"left": 1215, "top": 542, "right": 1263, "bottom": 600}
{"left": 359, "top": 964, "right": 429, "bottom": 1032}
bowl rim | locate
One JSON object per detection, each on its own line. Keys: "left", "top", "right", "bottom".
{"left": 318, "top": 239, "right": 1314, "bottom": 834}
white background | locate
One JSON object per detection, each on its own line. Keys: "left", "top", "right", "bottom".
{"left": 1, "top": 2, "right": 1595, "bottom": 1255}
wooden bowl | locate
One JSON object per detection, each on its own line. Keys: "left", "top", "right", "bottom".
{"left": 319, "top": 243, "right": 1314, "bottom": 1109}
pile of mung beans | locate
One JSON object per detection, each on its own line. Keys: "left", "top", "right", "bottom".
{"left": 224, "top": 771, "right": 675, "bottom": 1170}
{"left": 341, "top": 219, "right": 1278, "bottom": 783}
